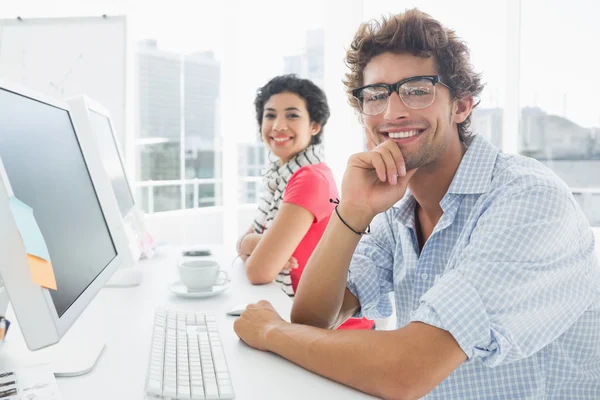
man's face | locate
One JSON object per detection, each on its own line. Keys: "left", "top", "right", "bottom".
{"left": 361, "top": 52, "right": 465, "bottom": 171}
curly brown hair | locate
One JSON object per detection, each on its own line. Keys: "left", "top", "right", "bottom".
{"left": 344, "top": 8, "right": 484, "bottom": 142}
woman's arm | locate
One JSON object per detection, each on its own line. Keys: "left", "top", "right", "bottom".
{"left": 237, "top": 224, "right": 261, "bottom": 261}
{"left": 245, "top": 203, "right": 314, "bottom": 284}
{"left": 236, "top": 225, "right": 253, "bottom": 256}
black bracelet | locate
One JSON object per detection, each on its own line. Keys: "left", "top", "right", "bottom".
{"left": 329, "top": 198, "right": 370, "bottom": 236}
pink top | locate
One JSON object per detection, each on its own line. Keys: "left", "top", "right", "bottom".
{"left": 283, "top": 163, "right": 374, "bottom": 330}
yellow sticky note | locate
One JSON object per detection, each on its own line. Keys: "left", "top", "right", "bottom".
{"left": 27, "top": 254, "right": 57, "bottom": 290}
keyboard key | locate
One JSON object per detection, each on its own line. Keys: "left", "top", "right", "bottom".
{"left": 191, "top": 378, "right": 204, "bottom": 386}
{"left": 191, "top": 386, "right": 205, "bottom": 399}
{"left": 205, "top": 384, "right": 219, "bottom": 399}
{"left": 178, "top": 385, "right": 191, "bottom": 398}
{"left": 219, "top": 385, "right": 234, "bottom": 399}
{"left": 165, "top": 378, "right": 177, "bottom": 387}
{"left": 218, "top": 379, "right": 231, "bottom": 387}
{"left": 146, "top": 378, "right": 162, "bottom": 395}
{"left": 163, "top": 384, "right": 177, "bottom": 397}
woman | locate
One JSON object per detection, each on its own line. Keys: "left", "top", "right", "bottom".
{"left": 236, "top": 75, "right": 373, "bottom": 330}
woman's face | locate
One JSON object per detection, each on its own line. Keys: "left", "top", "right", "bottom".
{"left": 261, "top": 92, "right": 320, "bottom": 164}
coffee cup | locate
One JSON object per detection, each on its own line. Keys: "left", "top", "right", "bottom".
{"left": 178, "top": 259, "right": 229, "bottom": 292}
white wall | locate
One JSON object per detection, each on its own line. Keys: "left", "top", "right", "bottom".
{"left": 0, "top": 16, "right": 128, "bottom": 151}
{"left": 143, "top": 205, "right": 257, "bottom": 247}
{"left": 144, "top": 208, "right": 224, "bottom": 246}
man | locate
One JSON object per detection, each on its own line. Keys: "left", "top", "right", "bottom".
{"left": 234, "top": 8, "right": 600, "bottom": 399}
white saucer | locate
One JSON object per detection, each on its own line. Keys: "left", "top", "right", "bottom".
{"left": 169, "top": 280, "right": 231, "bottom": 298}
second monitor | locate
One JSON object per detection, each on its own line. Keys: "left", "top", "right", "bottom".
{"left": 68, "top": 95, "right": 151, "bottom": 287}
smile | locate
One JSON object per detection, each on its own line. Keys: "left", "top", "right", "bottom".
{"left": 381, "top": 128, "right": 426, "bottom": 143}
{"left": 270, "top": 136, "right": 294, "bottom": 146}
{"left": 386, "top": 130, "right": 421, "bottom": 139}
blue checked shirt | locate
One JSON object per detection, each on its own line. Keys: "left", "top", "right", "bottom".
{"left": 347, "top": 134, "right": 600, "bottom": 399}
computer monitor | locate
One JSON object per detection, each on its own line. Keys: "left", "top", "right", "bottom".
{"left": 67, "top": 95, "right": 146, "bottom": 287}
{"left": 0, "top": 79, "right": 129, "bottom": 375}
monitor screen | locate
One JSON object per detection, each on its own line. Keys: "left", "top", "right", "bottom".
{"left": 0, "top": 88, "right": 117, "bottom": 317}
{"left": 89, "top": 110, "right": 135, "bottom": 218}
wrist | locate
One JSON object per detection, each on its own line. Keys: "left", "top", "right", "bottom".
{"left": 263, "top": 320, "right": 287, "bottom": 352}
{"left": 335, "top": 203, "right": 374, "bottom": 234}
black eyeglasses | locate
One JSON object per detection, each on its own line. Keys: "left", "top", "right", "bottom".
{"left": 352, "top": 75, "right": 452, "bottom": 116}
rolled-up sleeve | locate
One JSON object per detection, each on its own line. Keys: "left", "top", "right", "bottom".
{"left": 411, "top": 184, "right": 600, "bottom": 367}
{"left": 347, "top": 211, "right": 396, "bottom": 320}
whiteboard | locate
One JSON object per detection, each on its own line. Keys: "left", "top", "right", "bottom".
{"left": 0, "top": 15, "right": 128, "bottom": 150}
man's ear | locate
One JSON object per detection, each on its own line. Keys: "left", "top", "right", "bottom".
{"left": 453, "top": 96, "right": 474, "bottom": 124}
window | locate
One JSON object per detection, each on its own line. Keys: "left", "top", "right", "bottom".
{"left": 153, "top": 186, "right": 181, "bottom": 213}
{"left": 134, "top": 4, "right": 224, "bottom": 213}
{"left": 519, "top": 0, "right": 600, "bottom": 226}
{"left": 238, "top": 142, "right": 268, "bottom": 204}
{"left": 224, "top": 0, "right": 325, "bottom": 209}
{"left": 245, "top": 182, "right": 258, "bottom": 204}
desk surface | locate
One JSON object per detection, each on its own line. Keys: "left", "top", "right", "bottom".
{"left": 50, "top": 245, "right": 374, "bottom": 399}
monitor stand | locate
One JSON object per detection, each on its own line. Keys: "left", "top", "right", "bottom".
{"left": 104, "top": 267, "right": 143, "bottom": 288}
{"left": 0, "top": 307, "right": 106, "bottom": 377}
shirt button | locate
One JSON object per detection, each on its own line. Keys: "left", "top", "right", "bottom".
{"left": 421, "top": 273, "right": 429, "bottom": 281}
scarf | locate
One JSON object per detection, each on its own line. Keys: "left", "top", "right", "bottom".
{"left": 253, "top": 144, "right": 325, "bottom": 297}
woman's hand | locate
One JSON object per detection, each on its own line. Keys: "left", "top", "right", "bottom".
{"left": 238, "top": 233, "right": 262, "bottom": 257}
{"left": 281, "top": 256, "right": 298, "bottom": 272}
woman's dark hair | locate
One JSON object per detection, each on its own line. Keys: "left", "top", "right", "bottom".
{"left": 254, "top": 74, "right": 330, "bottom": 145}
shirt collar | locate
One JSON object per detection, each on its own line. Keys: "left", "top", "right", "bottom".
{"left": 447, "top": 134, "right": 499, "bottom": 195}
{"left": 392, "top": 134, "right": 498, "bottom": 227}
{"left": 393, "top": 190, "right": 417, "bottom": 229}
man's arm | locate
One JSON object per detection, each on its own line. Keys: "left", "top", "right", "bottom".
{"left": 291, "top": 205, "right": 370, "bottom": 328}
{"left": 235, "top": 301, "right": 466, "bottom": 400}
{"left": 292, "top": 142, "right": 415, "bottom": 329}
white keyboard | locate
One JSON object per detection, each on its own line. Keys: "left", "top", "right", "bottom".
{"left": 145, "top": 307, "right": 235, "bottom": 399}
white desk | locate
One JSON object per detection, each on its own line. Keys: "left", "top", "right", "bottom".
{"left": 42, "top": 245, "right": 374, "bottom": 399}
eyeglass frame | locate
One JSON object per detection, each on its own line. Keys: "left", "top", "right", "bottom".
{"left": 352, "top": 75, "right": 453, "bottom": 115}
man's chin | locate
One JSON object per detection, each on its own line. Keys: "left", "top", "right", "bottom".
{"left": 403, "top": 153, "right": 429, "bottom": 172}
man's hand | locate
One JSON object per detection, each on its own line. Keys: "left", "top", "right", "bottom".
{"left": 233, "top": 300, "right": 286, "bottom": 351}
{"left": 340, "top": 140, "right": 417, "bottom": 227}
